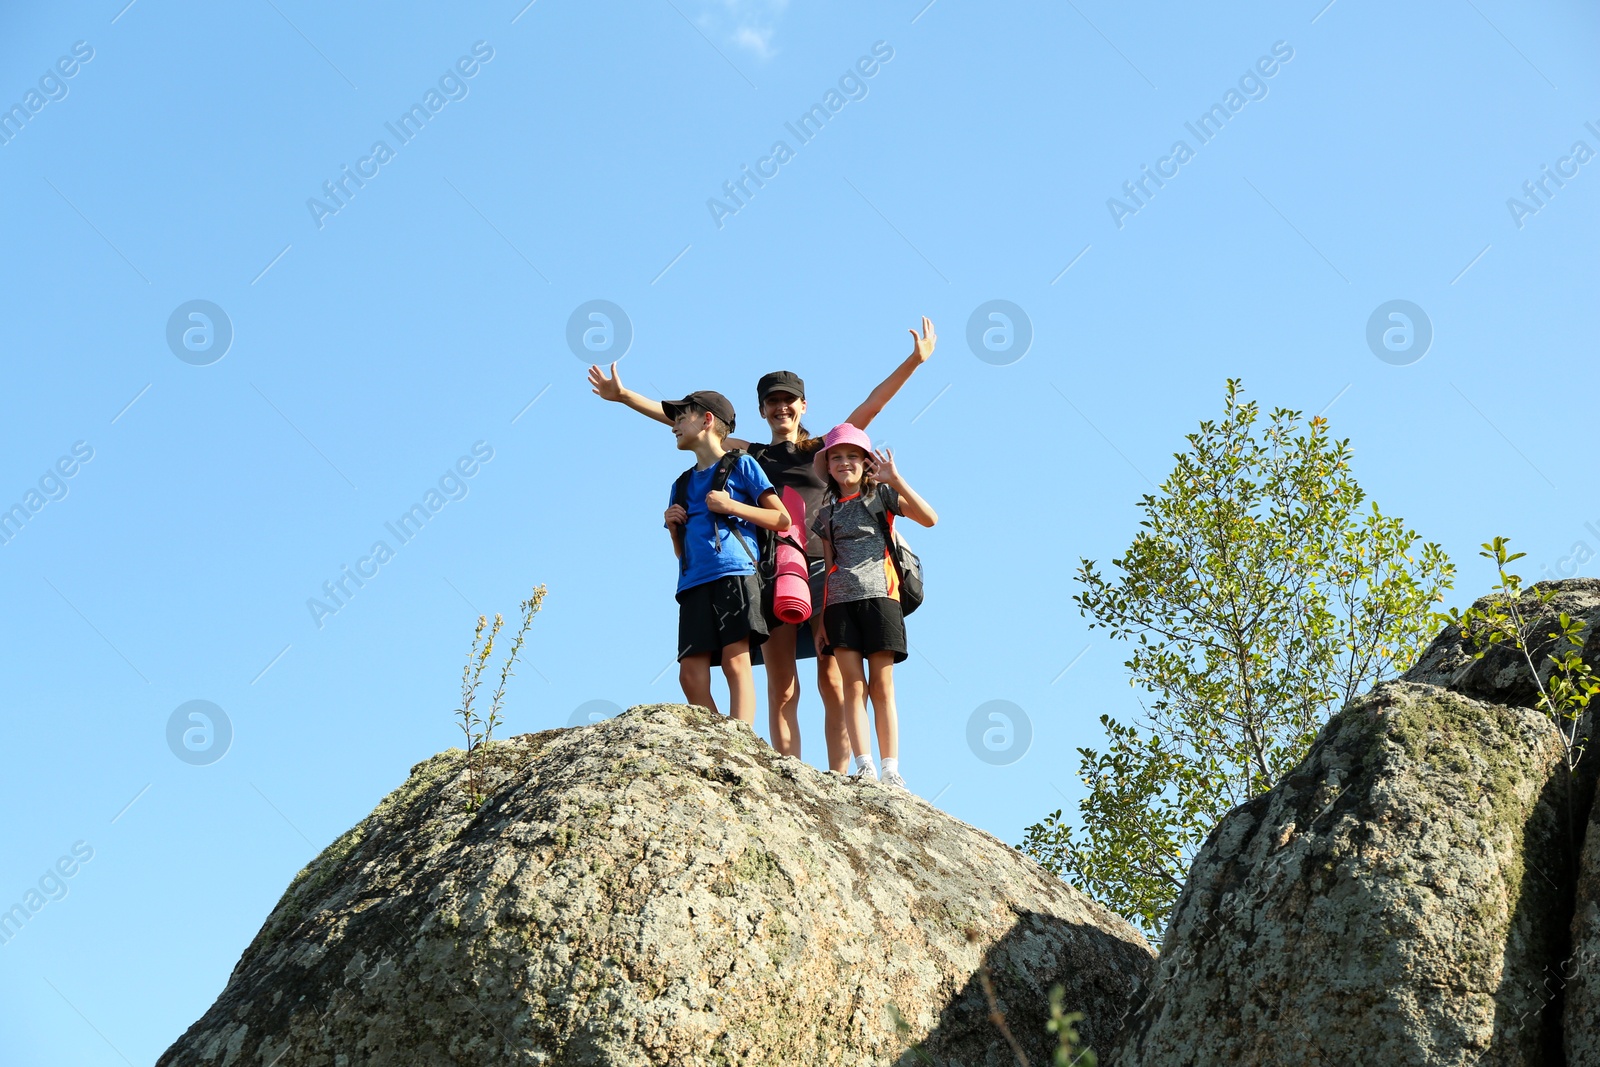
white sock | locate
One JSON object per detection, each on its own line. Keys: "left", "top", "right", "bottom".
{"left": 855, "top": 753, "right": 878, "bottom": 775}
{"left": 882, "top": 757, "right": 900, "bottom": 778}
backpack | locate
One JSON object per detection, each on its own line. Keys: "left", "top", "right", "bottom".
{"left": 671, "top": 451, "right": 803, "bottom": 597}
{"left": 862, "top": 490, "right": 925, "bottom": 615}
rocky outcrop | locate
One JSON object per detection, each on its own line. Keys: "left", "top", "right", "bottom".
{"left": 1569, "top": 776, "right": 1600, "bottom": 1066}
{"left": 1111, "top": 682, "right": 1571, "bottom": 1065}
{"left": 1409, "top": 580, "right": 1600, "bottom": 1064}
{"left": 1109, "top": 579, "right": 1600, "bottom": 1066}
{"left": 1403, "top": 578, "right": 1600, "bottom": 709}
{"left": 158, "top": 703, "right": 1153, "bottom": 1067}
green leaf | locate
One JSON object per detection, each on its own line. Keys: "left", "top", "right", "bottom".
{"left": 1024, "top": 381, "right": 1453, "bottom": 945}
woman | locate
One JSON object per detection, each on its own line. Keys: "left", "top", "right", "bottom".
{"left": 587, "top": 317, "right": 936, "bottom": 770}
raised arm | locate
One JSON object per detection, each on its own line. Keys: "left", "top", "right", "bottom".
{"left": 843, "top": 317, "right": 937, "bottom": 431}
{"left": 590, "top": 364, "right": 753, "bottom": 448}
{"left": 589, "top": 362, "right": 672, "bottom": 426}
{"left": 870, "top": 448, "right": 937, "bottom": 528}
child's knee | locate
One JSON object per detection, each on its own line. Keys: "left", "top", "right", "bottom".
{"left": 768, "top": 670, "right": 799, "bottom": 702}
{"left": 720, "top": 639, "right": 751, "bottom": 672}
{"left": 679, "top": 655, "right": 710, "bottom": 688}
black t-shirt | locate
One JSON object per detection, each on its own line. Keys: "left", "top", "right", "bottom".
{"left": 746, "top": 440, "right": 828, "bottom": 558}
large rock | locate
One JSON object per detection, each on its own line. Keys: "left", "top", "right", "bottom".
{"left": 1411, "top": 580, "right": 1600, "bottom": 1065}
{"left": 1403, "top": 578, "right": 1600, "bottom": 709}
{"left": 1568, "top": 775, "right": 1600, "bottom": 1066}
{"left": 158, "top": 703, "right": 1153, "bottom": 1067}
{"left": 1110, "top": 681, "right": 1571, "bottom": 1066}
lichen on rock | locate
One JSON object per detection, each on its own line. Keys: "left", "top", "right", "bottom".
{"left": 1109, "top": 681, "right": 1571, "bottom": 1066}
{"left": 157, "top": 704, "right": 1153, "bottom": 1066}
{"left": 1567, "top": 774, "right": 1600, "bottom": 1066}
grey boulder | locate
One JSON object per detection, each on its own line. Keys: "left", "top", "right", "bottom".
{"left": 157, "top": 703, "right": 1154, "bottom": 1066}
{"left": 1110, "top": 681, "right": 1571, "bottom": 1066}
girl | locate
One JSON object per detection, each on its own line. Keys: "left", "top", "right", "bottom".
{"left": 810, "top": 425, "right": 938, "bottom": 789}
{"left": 587, "top": 319, "right": 937, "bottom": 771}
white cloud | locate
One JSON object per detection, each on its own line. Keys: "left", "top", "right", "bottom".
{"left": 734, "top": 26, "right": 775, "bottom": 58}
{"left": 699, "top": 0, "right": 788, "bottom": 60}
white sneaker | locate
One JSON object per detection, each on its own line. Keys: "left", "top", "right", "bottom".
{"left": 882, "top": 769, "right": 907, "bottom": 790}
{"left": 851, "top": 764, "right": 879, "bottom": 783}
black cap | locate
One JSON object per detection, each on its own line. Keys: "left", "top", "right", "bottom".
{"left": 662, "top": 390, "right": 737, "bottom": 434}
{"left": 756, "top": 370, "right": 805, "bottom": 402}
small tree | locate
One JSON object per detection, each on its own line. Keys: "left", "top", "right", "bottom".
{"left": 1022, "top": 381, "right": 1452, "bottom": 943}
{"left": 457, "top": 584, "right": 547, "bottom": 811}
{"left": 1454, "top": 538, "right": 1596, "bottom": 857}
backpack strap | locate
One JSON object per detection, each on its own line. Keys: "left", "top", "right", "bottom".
{"left": 672, "top": 467, "right": 695, "bottom": 574}
{"left": 709, "top": 450, "right": 760, "bottom": 566}
{"left": 862, "top": 488, "right": 897, "bottom": 546}
{"left": 862, "top": 489, "right": 904, "bottom": 582}
{"left": 709, "top": 449, "right": 744, "bottom": 492}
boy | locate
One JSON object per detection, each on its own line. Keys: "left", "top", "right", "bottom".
{"left": 661, "top": 391, "right": 791, "bottom": 726}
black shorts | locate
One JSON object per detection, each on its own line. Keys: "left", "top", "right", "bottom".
{"left": 822, "top": 597, "right": 907, "bottom": 663}
{"left": 677, "top": 574, "right": 768, "bottom": 663}
{"left": 807, "top": 555, "right": 827, "bottom": 609}
{"left": 753, "top": 557, "right": 831, "bottom": 665}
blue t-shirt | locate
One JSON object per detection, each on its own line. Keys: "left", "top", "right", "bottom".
{"left": 667, "top": 454, "right": 776, "bottom": 594}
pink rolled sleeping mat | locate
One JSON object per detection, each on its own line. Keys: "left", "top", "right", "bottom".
{"left": 772, "top": 486, "right": 812, "bottom": 624}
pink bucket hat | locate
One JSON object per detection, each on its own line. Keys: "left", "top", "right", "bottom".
{"left": 813, "top": 423, "right": 874, "bottom": 480}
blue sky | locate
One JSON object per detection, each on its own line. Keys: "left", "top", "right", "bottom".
{"left": 3, "top": 0, "right": 1598, "bottom": 1061}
